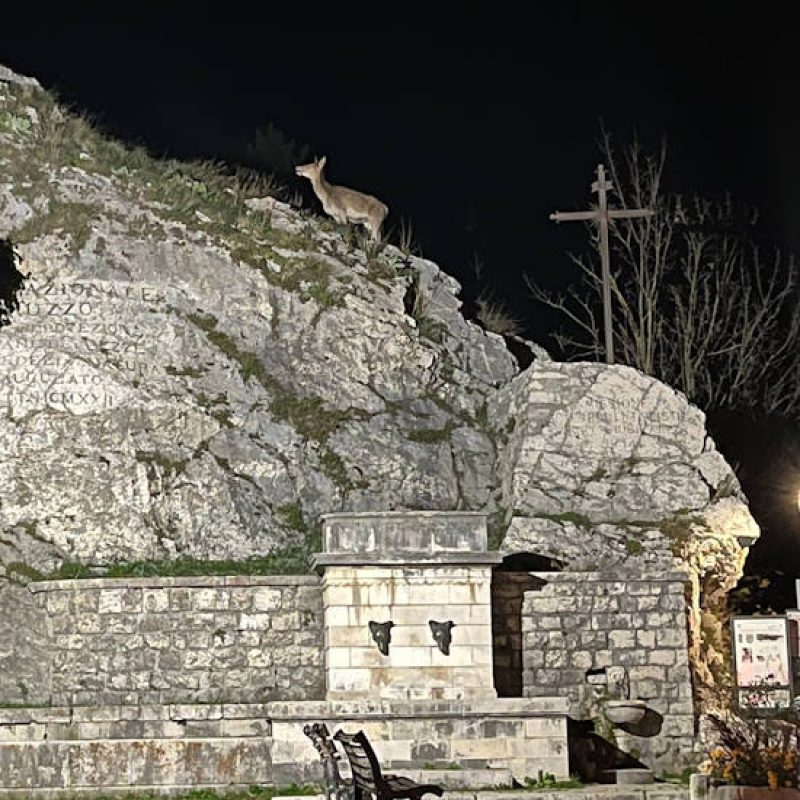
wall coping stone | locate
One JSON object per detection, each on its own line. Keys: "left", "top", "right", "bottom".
{"left": 312, "top": 552, "right": 503, "bottom": 570}
{"left": 322, "top": 511, "right": 488, "bottom": 521}
{"left": 27, "top": 574, "right": 321, "bottom": 593}
{"left": 0, "top": 697, "right": 569, "bottom": 727}
{"left": 321, "top": 511, "right": 490, "bottom": 557}
{"left": 527, "top": 570, "right": 688, "bottom": 583}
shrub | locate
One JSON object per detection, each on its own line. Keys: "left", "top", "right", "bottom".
{"left": 703, "top": 689, "right": 800, "bottom": 789}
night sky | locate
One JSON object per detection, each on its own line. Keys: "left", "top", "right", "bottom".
{"left": 1, "top": 5, "right": 799, "bottom": 593}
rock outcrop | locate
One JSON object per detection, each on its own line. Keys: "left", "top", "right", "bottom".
{"left": 0, "top": 65, "right": 757, "bottom": 703}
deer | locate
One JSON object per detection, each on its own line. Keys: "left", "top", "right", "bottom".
{"left": 295, "top": 156, "right": 388, "bottom": 241}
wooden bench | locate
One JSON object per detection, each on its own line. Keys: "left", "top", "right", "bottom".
{"left": 334, "top": 729, "right": 445, "bottom": 800}
{"left": 303, "top": 722, "right": 349, "bottom": 800}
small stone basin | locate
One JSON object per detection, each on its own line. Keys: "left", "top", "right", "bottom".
{"left": 604, "top": 699, "right": 647, "bottom": 725}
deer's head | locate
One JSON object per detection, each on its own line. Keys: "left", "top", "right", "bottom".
{"left": 295, "top": 155, "right": 327, "bottom": 179}
{"left": 429, "top": 620, "right": 456, "bottom": 655}
{"left": 368, "top": 620, "right": 394, "bottom": 656}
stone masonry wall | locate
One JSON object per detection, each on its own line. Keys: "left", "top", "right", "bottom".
{"left": 321, "top": 565, "right": 495, "bottom": 701}
{"left": 0, "top": 697, "right": 571, "bottom": 791}
{"left": 28, "top": 576, "right": 324, "bottom": 706}
{"left": 492, "top": 572, "right": 542, "bottom": 697}
{"left": 521, "top": 571, "right": 694, "bottom": 772}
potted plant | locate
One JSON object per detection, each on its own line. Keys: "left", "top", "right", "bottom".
{"left": 698, "top": 692, "right": 800, "bottom": 798}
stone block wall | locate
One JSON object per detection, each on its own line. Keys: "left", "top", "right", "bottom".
{"left": 0, "top": 697, "right": 570, "bottom": 791}
{"left": 321, "top": 565, "right": 495, "bottom": 700}
{"left": 521, "top": 571, "right": 694, "bottom": 771}
{"left": 491, "top": 572, "right": 542, "bottom": 697}
{"left": 28, "top": 575, "right": 324, "bottom": 706}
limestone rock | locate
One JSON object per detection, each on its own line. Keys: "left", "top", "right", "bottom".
{"left": 0, "top": 64, "right": 759, "bottom": 704}
{"left": 489, "top": 362, "right": 756, "bottom": 572}
{"left": 0, "top": 66, "right": 516, "bottom": 570}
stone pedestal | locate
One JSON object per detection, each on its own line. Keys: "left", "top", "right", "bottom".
{"left": 312, "top": 511, "right": 502, "bottom": 701}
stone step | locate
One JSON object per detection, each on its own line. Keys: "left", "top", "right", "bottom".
{"left": 599, "top": 768, "right": 655, "bottom": 785}
{"left": 402, "top": 768, "right": 514, "bottom": 789}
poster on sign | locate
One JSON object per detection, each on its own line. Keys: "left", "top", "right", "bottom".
{"left": 731, "top": 616, "right": 792, "bottom": 709}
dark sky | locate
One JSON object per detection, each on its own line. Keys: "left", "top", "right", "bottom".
{"left": 3, "top": 5, "right": 798, "bottom": 330}
{"left": 2, "top": 4, "right": 799, "bottom": 585}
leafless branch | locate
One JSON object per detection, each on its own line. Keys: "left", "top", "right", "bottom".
{"left": 528, "top": 134, "right": 800, "bottom": 418}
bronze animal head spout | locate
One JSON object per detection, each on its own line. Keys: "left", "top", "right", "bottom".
{"left": 368, "top": 620, "right": 394, "bottom": 655}
{"left": 429, "top": 620, "right": 456, "bottom": 654}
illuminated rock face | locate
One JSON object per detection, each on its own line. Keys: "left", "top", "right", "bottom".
{"left": 314, "top": 511, "right": 500, "bottom": 701}
{"left": 491, "top": 364, "right": 758, "bottom": 572}
{"left": 489, "top": 364, "right": 758, "bottom": 702}
{"left": 0, "top": 64, "right": 757, "bottom": 708}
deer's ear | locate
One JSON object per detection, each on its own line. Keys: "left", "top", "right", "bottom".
{"left": 318, "top": 155, "right": 327, "bottom": 168}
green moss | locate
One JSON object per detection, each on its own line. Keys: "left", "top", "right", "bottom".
{"left": 588, "top": 466, "right": 608, "bottom": 481}
{"left": 189, "top": 312, "right": 268, "bottom": 386}
{"left": 474, "top": 401, "right": 489, "bottom": 430}
{"left": 660, "top": 768, "right": 694, "bottom": 786}
{"left": 534, "top": 511, "right": 593, "bottom": 529}
{"left": 618, "top": 456, "right": 640, "bottom": 474}
{"left": 21, "top": 520, "right": 44, "bottom": 542}
{"left": 56, "top": 553, "right": 309, "bottom": 579}
{"left": 270, "top": 392, "right": 351, "bottom": 442}
{"left": 13, "top": 200, "right": 98, "bottom": 252}
{"left": 319, "top": 446, "right": 353, "bottom": 490}
{"left": 48, "top": 562, "right": 96, "bottom": 579}
{"left": 4, "top": 561, "right": 45, "bottom": 582}
{"left": 407, "top": 420, "right": 455, "bottom": 443}
{"left": 0, "top": 111, "right": 33, "bottom": 135}
{"left": 658, "top": 514, "right": 708, "bottom": 556}
{"left": 523, "top": 771, "right": 583, "bottom": 790}
{"left": 307, "top": 281, "right": 345, "bottom": 310}
{"left": 487, "top": 507, "right": 510, "bottom": 550}
{"left": 193, "top": 392, "right": 234, "bottom": 428}
{"left": 437, "top": 350, "right": 455, "bottom": 381}
{"left": 188, "top": 312, "right": 350, "bottom": 441}
{"left": 275, "top": 502, "right": 306, "bottom": 532}
{"left": 625, "top": 538, "right": 644, "bottom": 556}
{"left": 4, "top": 559, "right": 96, "bottom": 584}
{"left": 135, "top": 451, "right": 188, "bottom": 475}
{"left": 417, "top": 315, "right": 447, "bottom": 343}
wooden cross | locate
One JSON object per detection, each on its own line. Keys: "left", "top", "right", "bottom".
{"left": 550, "top": 164, "right": 653, "bottom": 365}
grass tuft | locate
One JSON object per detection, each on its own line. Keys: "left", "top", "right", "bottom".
{"left": 475, "top": 293, "right": 524, "bottom": 337}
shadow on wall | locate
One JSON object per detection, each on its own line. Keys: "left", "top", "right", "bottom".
{"left": 0, "top": 238, "right": 26, "bottom": 328}
{"left": 618, "top": 708, "right": 664, "bottom": 738}
{"left": 567, "top": 718, "right": 647, "bottom": 783}
{"left": 491, "top": 552, "right": 559, "bottom": 698}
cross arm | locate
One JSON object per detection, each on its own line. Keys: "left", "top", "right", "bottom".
{"left": 607, "top": 208, "right": 654, "bottom": 220}
{"left": 550, "top": 210, "right": 600, "bottom": 223}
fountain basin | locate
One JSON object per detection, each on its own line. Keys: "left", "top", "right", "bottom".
{"left": 604, "top": 699, "right": 648, "bottom": 725}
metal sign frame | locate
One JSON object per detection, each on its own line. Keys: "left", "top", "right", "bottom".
{"left": 730, "top": 615, "right": 793, "bottom": 710}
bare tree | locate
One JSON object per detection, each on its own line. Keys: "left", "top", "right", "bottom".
{"left": 530, "top": 133, "right": 800, "bottom": 418}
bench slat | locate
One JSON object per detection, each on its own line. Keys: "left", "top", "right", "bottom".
{"left": 333, "top": 729, "right": 444, "bottom": 800}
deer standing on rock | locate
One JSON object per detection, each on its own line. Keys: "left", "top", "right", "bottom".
{"left": 295, "top": 156, "right": 388, "bottom": 241}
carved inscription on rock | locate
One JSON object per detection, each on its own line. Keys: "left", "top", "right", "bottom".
{"left": 0, "top": 279, "right": 166, "bottom": 415}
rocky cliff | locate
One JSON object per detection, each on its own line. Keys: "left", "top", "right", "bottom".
{"left": 0, "top": 65, "right": 757, "bottom": 703}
